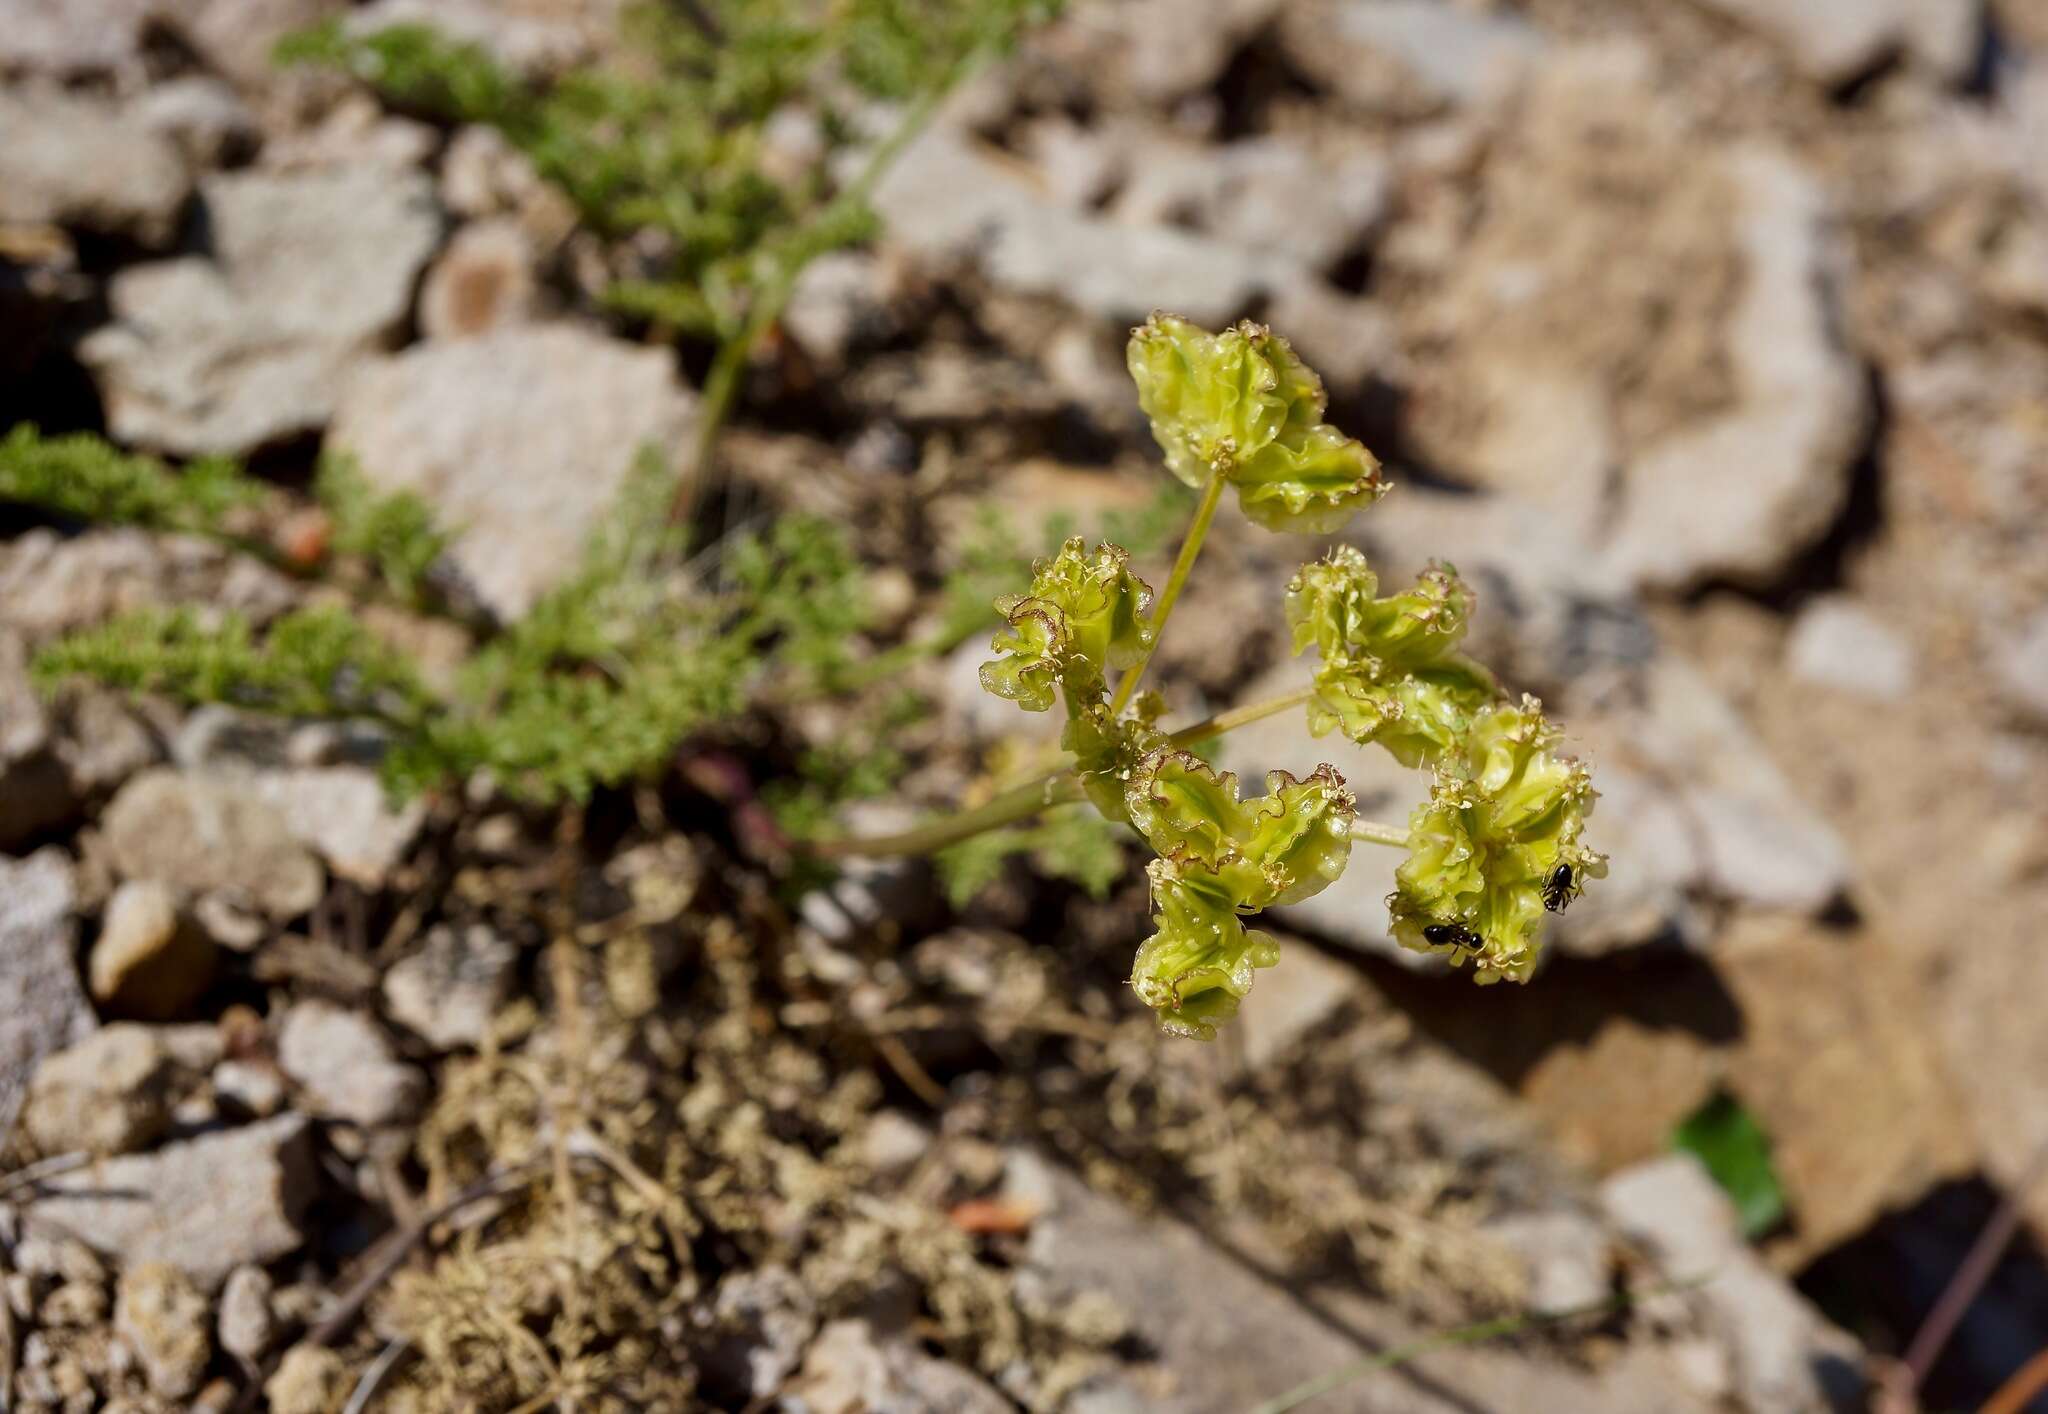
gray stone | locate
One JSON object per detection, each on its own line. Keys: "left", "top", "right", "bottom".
{"left": 0, "top": 0, "right": 157, "bottom": 72}
{"left": 213, "top": 1058, "right": 288, "bottom": 1120}
{"left": 326, "top": 325, "right": 696, "bottom": 620}
{"left": 1055, "top": 0, "right": 1281, "bottom": 103}
{"left": 861, "top": 1109, "right": 933, "bottom": 1180}
{"left": 1484, "top": 1208, "right": 1612, "bottom": 1317}
{"left": 20, "top": 1024, "right": 175, "bottom": 1157}
{"left": 0, "top": 848, "right": 92, "bottom": 1141}
{"left": 81, "top": 165, "right": 441, "bottom": 456}
{"left": 382, "top": 924, "right": 517, "bottom": 1050}
{"left": 1603, "top": 147, "right": 1870, "bottom": 590}
{"left": 0, "top": 87, "right": 190, "bottom": 243}
{"left": 348, "top": 0, "right": 601, "bottom": 74}
{"left": 101, "top": 769, "right": 325, "bottom": 919}
{"left": 1993, "top": 607, "right": 2048, "bottom": 725}
{"left": 216, "top": 1264, "right": 276, "bottom": 1364}
{"left": 1786, "top": 597, "right": 1915, "bottom": 700}
{"left": 1234, "top": 933, "right": 1360, "bottom": 1068}
{"left": 1689, "top": 0, "right": 1981, "bottom": 86}
{"left": 114, "top": 1262, "right": 211, "bottom": 1399}
{"left": 420, "top": 218, "right": 539, "bottom": 341}
{"left": 873, "top": 126, "right": 1286, "bottom": 327}
{"left": 276, "top": 1001, "right": 424, "bottom": 1127}
{"left": 1282, "top": 0, "right": 1543, "bottom": 114}
{"left": 167, "top": 0, "right": 345, "bottom": 90}
{"left": 0, "top": 528, "right": 298, "bottom": 642}
{"left": 89, "top": 879, "right": 218, "bottom": 1020}
{"left": 1027, "top": 1155, "right": 1711, "bottom": 1412}
{"left": 703, "top": 1266, "right": 816, "bottom": 1400}
{"left": 25, "top": 1115, "right": 316, "bottom": 1288}
{"left": 788, "top": 1317, "right": 1010, "bottom": 1414}
{"left": 133, "top": 76, "right": 259, "bottom": 168}
{"left": 1602, "top": 1154, "right": 1859, "bottom": 1413}
{"left": 239, "top": 766, "right": 426, "bottom": 889}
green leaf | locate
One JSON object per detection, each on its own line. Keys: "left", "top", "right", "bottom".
{"left": 1673, "top": 1093, "right": 1786, "bottom": 1239}
{"left": 0, "top": 425, "right": 262, "bottom": 535}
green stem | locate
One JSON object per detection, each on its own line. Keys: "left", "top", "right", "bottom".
{"left": 1109, "top": 465, "right": 1228, "bottom": 715}
{"left": 1349, "top": 818, "right": 1408, "bottom": 848}
{"left": 809, "top": 771, "right": 1082, "bottom": 859}
{"left": 1167, "top": 685, "right": 1314, "bottom": 748}
{"left": 666, "top": 55, "right": 969, "bottom": 531}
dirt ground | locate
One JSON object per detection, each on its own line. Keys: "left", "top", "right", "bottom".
{"left": 4, "top": 0, "right": 2048, "bottom": 1410}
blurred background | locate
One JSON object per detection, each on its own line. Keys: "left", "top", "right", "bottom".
{"left": 4, "top": 0, "right": 2048, "bottom": 1410}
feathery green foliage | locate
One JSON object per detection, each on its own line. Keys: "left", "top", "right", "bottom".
{"left": 935, "top": 804, "right": 1126, "bottom": 907}
{"left": 313, "top": 455, "right": 454, "bottom": 605}
{"left": 0, "top": 424, "right": 261, "bottom": 534}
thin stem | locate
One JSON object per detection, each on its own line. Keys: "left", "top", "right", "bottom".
{"left": 1109, "top": 465, "right": 1228, "bottom": 715}
{"left": 809, "top": 771, "right": 1082, "bottom": 858}
{"left": 1350, "top": 818, "right": 1408, "bottom": 848}
{"left": 1168, "top": 685, "right": 1314, "bottom": 748}
{"left": 666, "top": 56, "right": 967, "bottom": 530}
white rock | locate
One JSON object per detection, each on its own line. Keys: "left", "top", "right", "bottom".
{"left": 0, "top": 87, "right": 191, "bottom": 243}
{"left": 0, "top": 0, "right": 157, "bottom": 72}
{"left": 0, "top": 528, "right": 297, "bottom": 642}
{"left": 1688, "top": 0, "right": 1982, "bottom": 87}
{"left": 1786, "top": 597, "right": 1915, "bottom": 700}
{"left": 1992, "top": 607, "right": 2048, "bottom": 725}
{"left": 213, "top": 1059, "right": 288, "bottom": 1120}
{"left": 81, "top": 165, "right": 441, "bottom": 456}
{"left": 873, "top": 126, "right": 1288, "bottom": 327}
{"left": 133, "top": 76, "right": 259, "bottom": 168}
{"left": 217, "top": 1264, "right": 276, "bottom": 1363}
{"left": 0, "top": 849, "right": 93, "bottom": 1139}
{"left": 25, "top": 1115, "right": 317, "bottom": 1288}
{"left": 101, "top": 770, "right": 325, "bottom": 919}
{"left": 420, "top": 218, "right": 539, "bottom": 341}
{"left": 240, "top": 767, "right": 426, "bottom": 889}
{"left": 382, "top": 924, "right": 517, "bottom": 1050}
{"left": 1283, "top": 0, "right": 1543, "bottom": 113}
{"left": 327, "top": 325, "right": 696, "bottom": 620}
{"left": 115, "top": 1262, "right": 212, "bottom": 1399}
{"left": 1485, "top": 1208, "right": 1612, "bottom": 1316}
{"left": 1603, "top": 147, "right": 1870, "bottom": 590}
{"left": 277, "top": 1001, "right": 425, "bottom": 1127}
{"left": 1602, "top": 1153, "right": 1858, "bottom": 1413}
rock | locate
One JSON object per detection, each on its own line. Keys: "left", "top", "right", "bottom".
{"left": 239, "top": 767, "right": 426, "bottom": 888}
{"left": 783, "top": 251, "right": 898, "bottom": 367}
{"left": 1281, "top": 0, "right": 1543, "bottom": 115}
{"left": 24, "top": 1115, "right": 316, "bottom": 1287}
{"left": 262, "top": 91, "right": 438, "bottom": 173}
{"left": 114, "top": 1263, "right": 211, "bottom": 1399}
{"left": 1602, "top": 145, "right": 1870, "bottom": 590}
{"left": 0, "top": 848, "right": 92, "bottom": 1140}
{"left": 90, "top": 880, "right": 218, "bottom": 1020}
{"left": 1262, "top": 276, "right": 1402, "bottom": 393}
{"left": 1602, "top": 1153, "right": 1861, "bottom": 1412}
{"left": 327, "top": 325, "right": 696, "bottom": 620}
{"left": 1025, "top": 1155, "right": 1712, "bottom": 1413}
{"left": 265, "top": 1344, "right": 349, "bottom": 1414}
{"left": 702, "top": 1267, "right": 817, "bottom": 1400}
{"left": 133, "top": 76, "right": 260, "bottom": 168}
{"left": 1234, "top": 934, "right": 1360, "bottom": 1068}
{"left": 0, "top": 528, "right": 298, "bottom": 642}
{"left": 1484, "top": 1208, "right": 1612, "bottom": 1317}
{"left": 167, "top": 0, "right": 345, "bottom": 90}
{"left": 420, "top": 218, "right": 539, "bottom": 340}
{"left": 382, "top": 924, "right": 517, "bottom": 1050}
{"left": 788, "top": 1318, "right": 1011, "bottom": 1414}
{"left": 862, "top": 1110, "right": 933, "bottom": 1181}
{"left": 101, "top": 770, "right": 325, "bottom": 919}
{"left": 21, "top": 1024, "right": 176, "bottom": 1157}
{"left": 0, "top": 86, "right": 188, "bottom": 244}
{"left": 216, "top": 1265, "right": 275, "bottom": 1364}
{"left": 80, "top": 165, "right": 441, "bottom": 456}
{"left": 348, "top": 0, "right": 602, "bottom": 74}
{"left": 53, "top": 689, "right": 162, "bottom": 800}
{"left": 192, "top": 891, "right": 267, "bottom": 953}
{"left": 1993, "top": 607, "right": 2048, "bottom": 725}
{"left": 873, "top": 125, "right": 1286, "bottom": 327}
{"left": 1113, "top": 133, "right": 1393, "bottom": 275}
{"left": 1050, "top": 0, "right": 1282, "bottom": 103}
{"left": 276, "top": 1001, "right": 425, "bottom": 1126}
{"left": 212, "top": 1058, "right": 288, "bottom": 1120}
{"left": 1786, "top": 597, "right": 1915, "bottom": 700}
{"left": 0, "top": 627, "right": 78, "bottom": 847}
{"left": 0, "top": 0, "right": 157, "bottom": 72}
{"left": 1688, "top": 0, "right": 1982, "bottom": 87}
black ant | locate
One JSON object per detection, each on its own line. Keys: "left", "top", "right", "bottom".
{"left": 1542, "top": 863, "right": 1577, "bottom": 914}
{"left": 1422, "top": 922, "right": 1480, "bottom": 951}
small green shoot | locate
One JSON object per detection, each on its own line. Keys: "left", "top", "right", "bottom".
{"left": 1673, "top": 1092, "right": 1787, "bottom": 1240}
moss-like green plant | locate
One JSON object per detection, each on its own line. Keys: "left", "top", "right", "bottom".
{"left": 823, "top": 314, "right": 1607, "bottom": 1037}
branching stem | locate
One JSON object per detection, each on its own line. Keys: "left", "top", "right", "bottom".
{"left": 1349, "top": 818, "right": 1408, "bottom": 848}
{"left": 1109, "top": 464, "right": 1228, "bottom": 714}
{"left": 809, "top": 771, "right": 1083, "bottom": 858}
{"left": 1167, "top": 685, "right": 1314, "bottom": 748}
